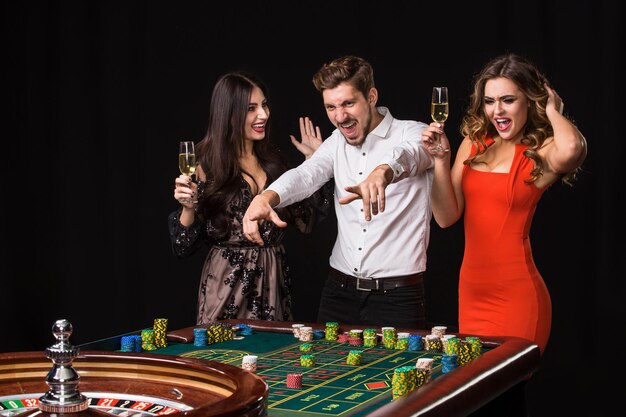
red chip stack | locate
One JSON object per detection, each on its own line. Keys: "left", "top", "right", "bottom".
{"left": 286, "top": 373, "right": 303, "bottom": 388}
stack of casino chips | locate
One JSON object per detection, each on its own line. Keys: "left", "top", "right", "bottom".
{"left": 241, "top": 355, "right": 258, "bottom": 372}
{"left": 348, "top": 329, "right": 362, "bottom": 346}
{"left": 466, "top": 336, "right": 483, "bottom": 359}
{"left": 193, "top": 328, "right": 208, "bottom": 347}
{"left": 414, "top": 367, "right": 429, "bottom": 388}
{"left": 140, "top": 328, "right": 157, "bottom": 351}
{"left": 286, "top": 373, "right": 303, "bottom": 388}
{"left": 299, "top": 343, "right": 313, "bottom": 352}
{"left": 206, "top": 323, "right": 233, "bottom": 344}
{"left": 299, "top": 326, "right": 313, "bottom": 342}
{"left": 346, "top": 350, "right": 363, "bottom": 365}
{"left": 132, "top": 335, "right": 142, "bottom": 352}
{"left": 300, "top": 354, "right": 315, "bottom": 367}
{"left": 441, "top": 334, "right": 457, "bottom": 353}
{"left": 424, "top": 334, "right": 442, "bottom": 352}
{"left": 363, "top": 329, "right": 377, "bottom": 347}
{"left": 441, "top": 354, "right": 459, "bottom": 373}
{"left": 292, "top": 323, "right": 304, "bottom": 339}
{"left": 408, "top": 335, "right": 423, "bottom": 351}
{"left": 381, "top": 327, "right": 396, "bottom": 349}
{"left": 395, "top": 332, "right": 410, "bottom": 350}
{"left": 337, "top": 332, "right": 350, "bottom": 343}
{"left": 236, "top": 323, "right": 253, "bottom": 336}
{"left": 391, "top": 366, "right": 417, "bottom": 400}
{"left": 443, "top": 337, "right": 461, "bottom": 355}
{"left": 458, "top": 342, "right": 473, "bottom": 365}
{"left": 416, "top": 358, "right": 434, "bottom": 382}
{"left": 324, "top": 322, "right": 339, "bottom": 341}
{"left": 153, "top": 318, "right": 168, "bottom": 348}
{"left": 120, "top": 335, "right": 135, "bottom": 352}
{"left": 312, "top": 330, "right": 325, "bottom": 340}
{"left": 431, "top": 325, "right": 447, "bottom": 338}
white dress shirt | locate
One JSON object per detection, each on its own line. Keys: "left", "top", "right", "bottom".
{"left": 269, "top": 107, "right": 434, "bottom": 278}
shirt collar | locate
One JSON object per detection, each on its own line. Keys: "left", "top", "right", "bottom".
{"left": 369, "top": 106, "right": 393, "bottom": 139}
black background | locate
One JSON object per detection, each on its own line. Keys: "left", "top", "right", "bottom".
{"left": 2, "top": 1, "right": 624, "bottom": 416}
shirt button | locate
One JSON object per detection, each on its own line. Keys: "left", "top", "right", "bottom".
{"left": 354, "top": 268, "right": 358, "bottom": 272}
{"left": 363, "top": 229, "right": 366, "bottom": 232}
{"left": 362, "top": 152, "right": 366, "bottom": 156}
{"left": 359, "top": 172, "right": 362, "bottom": 175}
{"left": 358, "top": 247, "right": 362, "bottom": 251}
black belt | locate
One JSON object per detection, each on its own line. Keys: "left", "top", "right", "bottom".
{"left": 329, "top": 267, "right": 424, "bottom": 292}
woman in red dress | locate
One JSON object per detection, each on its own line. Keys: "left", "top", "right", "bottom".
{"left": 423, "top": 54, "right": 587, "bottom": 416}
{"left": 423, "top": 54, "right": 587, "bottom": 354}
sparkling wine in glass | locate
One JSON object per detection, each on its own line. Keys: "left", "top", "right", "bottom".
{"left": 179, "top": 141, "right": 196, "bottom": 203}
{"left": 431, "top": 87, "right": 449, "bottom": 152}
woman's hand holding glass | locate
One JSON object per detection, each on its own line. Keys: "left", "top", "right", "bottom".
{"left": 422, "top": 122, "right": 451, "bottom": 158}
{"left": 429, "top": 87, "right": 450, "bottom": 153}
{"left": 174, "top": 175, "right": 198, "bottom": 209}
{"left": 176, "top": 141, "right": 198, "bottom": 206}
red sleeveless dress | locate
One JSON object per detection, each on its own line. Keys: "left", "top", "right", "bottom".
{"left": 459, "top": 139, "right": 552, "bottom": 353}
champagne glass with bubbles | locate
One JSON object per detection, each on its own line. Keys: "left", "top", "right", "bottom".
{"left": 431, "top": 87, "right": 449, "bottom": 152}
{"left": 178, "top": 141, "right": 197, "bottom": 204}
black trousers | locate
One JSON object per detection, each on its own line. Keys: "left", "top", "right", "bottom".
{"left": 316, "top": 273, "right": 427, "bottom": 329}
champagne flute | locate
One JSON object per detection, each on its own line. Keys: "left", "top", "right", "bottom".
{"left": 431, "top": 86, "right": 450, "bottom": 152}
{"left": 178, "top": 141, "right": 197, "bottom": 204}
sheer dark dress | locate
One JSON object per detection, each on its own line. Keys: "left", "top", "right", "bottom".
{"left": 168, "top": 177, "right": 332, "bottom": 324}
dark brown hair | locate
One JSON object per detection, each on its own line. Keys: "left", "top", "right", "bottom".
{"left": 312, "top": 55, "right": 375, "bottom": 98}
{"left": 195, "top": 72, "right": 288, "bottom": 238}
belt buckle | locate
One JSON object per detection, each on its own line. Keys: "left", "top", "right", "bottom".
{"left": 356, "top": 277, "right": 378, "bottom": 292}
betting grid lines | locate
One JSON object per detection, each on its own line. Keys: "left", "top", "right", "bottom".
{"left": 181, "top": 340, "right": 442, "bottom": 417}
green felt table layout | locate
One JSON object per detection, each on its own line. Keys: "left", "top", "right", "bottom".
{"left": 155, "top": 331, "right": 453, "bottom": 417}
{"left": 64, "top": 319, "right": 541, "bottom": 417}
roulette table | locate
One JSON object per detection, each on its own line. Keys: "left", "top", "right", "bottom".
{"left": 0, "top": 320, "right": 267, "bottom": 417}
{"left": 0, "top": 319, "right": 540, "bottom": 417}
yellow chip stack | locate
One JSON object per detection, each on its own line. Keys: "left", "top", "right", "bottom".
{"left": 153, "top": 318, "right": 168, "bottom": 348}
{"left": 458, "top": 342, "right": 473, "bottom": 365}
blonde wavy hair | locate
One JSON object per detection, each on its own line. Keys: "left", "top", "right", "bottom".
{"left": 461, "top": 54, "right": 580, "bottom": 185}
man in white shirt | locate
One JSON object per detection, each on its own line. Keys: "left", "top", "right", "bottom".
{"left": 243, "top": 55, "right": 435, "bottom": 328}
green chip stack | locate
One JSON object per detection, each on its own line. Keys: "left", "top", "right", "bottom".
{"left": 444, "top": 337, "right": 461, "bottom": 355}
{"left": 466, "top": 337, "right": 483, "bottom": 359}
{"left": 363, "top": 328, "right": 377, "bottom": 347}
{"left": 300, "top": 354, "right": 316, "bottom": 367}
{"left": 299, "top": 343, "right": 313, "bottom": 352}
{"left": 382, "top": 327, "right": 396, "bottom": 349}
{"left": 394, "top": 337, "right": 409, "bottom": 350}
{"left": 140, "top": 328, "right": 157, "bottom": 351}
{"left": 325, "top": 322, "right": 339, "bottom": 341}
{"left": 391, "top": 366, "right": 417, "bottom": 400}
{"left": 346, "top": 350, "right": 363, "bottom": 365}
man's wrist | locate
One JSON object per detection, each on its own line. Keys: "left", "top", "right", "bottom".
{"left": 375, "top": 164, "right": 394, "bottom": 183}
{"left": 260, "top": 190, "right": 281, "bottom": 207}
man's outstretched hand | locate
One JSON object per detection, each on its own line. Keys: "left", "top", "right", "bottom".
{"left": 338, "top": 165, "right": 393, "bottom": 221}
{"left": 242, "top": 191, "right": 286, "bottom": 244}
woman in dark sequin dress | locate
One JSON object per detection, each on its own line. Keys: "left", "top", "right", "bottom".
{"left": 169, "top": 72, "right": 331, "bottom": 324}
